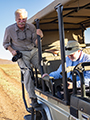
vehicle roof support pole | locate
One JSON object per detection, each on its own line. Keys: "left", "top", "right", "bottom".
{"left": 35, "top": 19, "right": 46, "bottom": 91}
{"left": 55, "top": 4, "right": 69, "bottom": 104}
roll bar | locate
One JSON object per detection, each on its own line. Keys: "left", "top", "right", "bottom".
{"left": 55, "top": 4, "right": 69, "bottom": 104}
{"left": 72, "top": 62, "right": 90, "bottom": 97}
{"left": 35, "top": 18, "right": 46, "bottom": 92}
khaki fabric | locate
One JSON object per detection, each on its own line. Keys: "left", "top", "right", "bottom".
{"left": 17, "top": 48, "right": 40, "bottom": 98}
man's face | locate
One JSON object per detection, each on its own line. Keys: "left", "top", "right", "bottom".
{"left": 68, "top": 50, "right": 80, "bottom": 61}
{"left": 16, "top": 13, "right": 27, "bottom": 30}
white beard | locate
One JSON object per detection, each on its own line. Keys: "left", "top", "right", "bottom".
{"left": 71, "top": 51, "right": 80, "bottom": 61}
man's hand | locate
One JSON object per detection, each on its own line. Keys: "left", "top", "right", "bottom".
{"left": 11, "top": 50, "right": 17, "bottom": 56}
{"left": 67, "top": 81, "right": 73, "bottom": 89}
{"left": 7, "top": 46, "right": 17, "bottom": 56}
{"left": 36, "top": 29, "right": 43, "bottom": 38}
{"left": 41, "top": 73, "right": 50, "bottom": 81}
{"left": 35, "top": 29, "right": 43, "bottom": 46}
{"left": 41, "top": 73, "right": 54, "bottom": 81}
{"left": 42, "top": 73, "right": 49, "bottom": 78}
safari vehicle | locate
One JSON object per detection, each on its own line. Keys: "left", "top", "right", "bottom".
{"left": 21, "top": 0, "right": 90, "bottom": 119}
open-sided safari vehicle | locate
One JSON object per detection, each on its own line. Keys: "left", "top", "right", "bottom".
{"left": 21, "top": 0, "right": 90, "bottom": 119}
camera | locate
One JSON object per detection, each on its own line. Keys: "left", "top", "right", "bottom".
{"left": 12, "top": 51, "right": 22, "bottom": 62}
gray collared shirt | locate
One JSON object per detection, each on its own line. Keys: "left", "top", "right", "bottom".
{"left": 3, "top": 23, "right": 37, "bottom": 51}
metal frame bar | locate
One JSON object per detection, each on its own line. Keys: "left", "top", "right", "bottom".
{"left": 72, "top": 62, "right": 90, "bottom": 97}
{"left": 35, "top": 19, "right": 46, "bottom": 91}
{"left": 72, "top": 69, "right": 86, "bottom": 97}
{"left": 55, "top": 4, "right": 69, "bottom": 104}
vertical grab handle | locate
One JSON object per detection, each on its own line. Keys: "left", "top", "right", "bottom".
{"left": 35, "top": 19, "right": 45, "bottom": 91}
{"left": 55, "top": 4, "right": 69, "bottom": 104}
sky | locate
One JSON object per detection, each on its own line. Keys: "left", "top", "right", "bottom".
{"left": 0, "top": 0, "right": 54, "bottom": 60}
{"left": 0, "top": 0, "right": 90, "bottom": 60}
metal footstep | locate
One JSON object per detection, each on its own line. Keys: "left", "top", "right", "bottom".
{"left": 24, "top": 114, "right": 32, "bottom": 120}
{"left": 24, "top": 104, "right": 47, "bottom": 120}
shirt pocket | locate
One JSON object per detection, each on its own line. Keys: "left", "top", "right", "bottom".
{"left": 26, "top": 30, "right": 32, "bottom": 42}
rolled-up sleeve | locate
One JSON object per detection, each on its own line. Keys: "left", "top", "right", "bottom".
{"left": 3, "top": 28, "right": 11, "bottom": 50}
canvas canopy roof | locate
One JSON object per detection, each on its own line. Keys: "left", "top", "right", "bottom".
{"left": 27, "top": 0, "right": 90, "bottom": 31}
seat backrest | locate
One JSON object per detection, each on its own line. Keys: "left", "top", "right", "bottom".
{"left": 43, "top": 60, "right": 61, "bottom": 74}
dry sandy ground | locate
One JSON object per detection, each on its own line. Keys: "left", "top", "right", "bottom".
{"left": 0, "top": 60, "right": 29, "bottom": 120}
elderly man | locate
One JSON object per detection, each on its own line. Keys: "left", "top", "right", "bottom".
{"left": 3, "top": 9, "right": 43, "bottom": 107}
{"left": 49, "top": 40, "right": 90, "bottom": 88}
{"left": 42, "top": 40, "right": 90, "bottom": 90}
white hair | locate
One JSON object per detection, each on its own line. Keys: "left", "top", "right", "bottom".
{"left": 15, "top": 9, "right": 28, "bottom": 18}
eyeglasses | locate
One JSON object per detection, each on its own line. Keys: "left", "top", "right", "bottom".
{"left": 65, "top": 46, "right": 78, "bottom": 51}
{"left": 17, "top": 30, "right": 27, "bottom": 40}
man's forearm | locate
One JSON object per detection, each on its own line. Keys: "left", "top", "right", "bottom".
{"left": 7, "top": 46, "right": 14, "bottom": 52}
{"left": 7, "top": 46, "right": 17, "bottom": 56}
